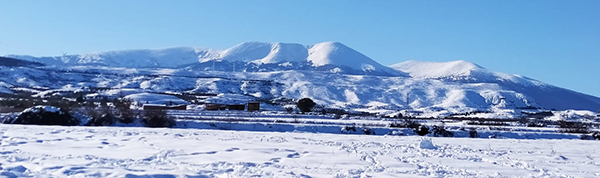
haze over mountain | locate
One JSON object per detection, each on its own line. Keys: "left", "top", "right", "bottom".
{"left": 3, "top": 42, "right": 599, "bottom": 113}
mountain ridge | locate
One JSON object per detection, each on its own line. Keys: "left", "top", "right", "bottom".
{"left": 2, "top": 42, "right": 599, "bottom": 112}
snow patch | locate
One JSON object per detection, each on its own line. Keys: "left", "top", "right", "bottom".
{"left": 124, "top": 93, "right": 189, "bottom": 105}
{"left": 419, "top": 138, "right": 436, "bottom": 149}
{"left": 22, "top": 105, "right": 62, "bottom": 114}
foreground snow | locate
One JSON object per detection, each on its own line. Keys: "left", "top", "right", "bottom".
{"left": 1, "top": 125, "right": 599, "bottom": 177}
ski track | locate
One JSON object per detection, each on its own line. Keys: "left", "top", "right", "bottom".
{"left": 1, "top": 125, "right": 599, "bottom": 177}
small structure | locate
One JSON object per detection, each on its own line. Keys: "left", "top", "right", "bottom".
{"left": 226, "top": 104, "right": 245, "bottom": 111}
{"left": 143, "top": 104, "right": 187, "bottom": 110}
{"left": 205, "top": 104, "right": 226, "bottom": 111}
{"left": 247, "top": 101, "right": 260, "bottom": 111}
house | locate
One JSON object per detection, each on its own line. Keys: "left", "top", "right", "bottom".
{"left": 226, "top": 104, "right": 245, "bottom": 111}
{"left": 205, "top": 104, "right": 226, "bottom": 110}
{"left": 248, "top": 101, "right": 260, "bottom": 111}
{"left": 143, "top": 104, "right": 187, "bottom": 110}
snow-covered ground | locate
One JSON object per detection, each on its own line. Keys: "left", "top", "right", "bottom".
{"left": 1, "top": 124, "right": 599, "bottom": 177}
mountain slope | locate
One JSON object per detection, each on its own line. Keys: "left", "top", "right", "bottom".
{"left": 390, "top": 60, "right": 600, "bottom": 111}
{"left": 391, "top": 60, "right": 491, "bottom": 79}
{"left": 0, "top": 56, "right": 44, "bottom": 67}
{"left": 204, "top": 42, "right": 308, "bottom": 64}
{"left": 7, "top": 47, "right": 220, "bottom": 68}
{"left": 2, "top": 64, "right": 598, "bottom": 113}
{"left": 2, "top": 43, "right": 598, "bottom": 113}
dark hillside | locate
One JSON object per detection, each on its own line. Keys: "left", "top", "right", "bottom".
{"left": 0, "top": 56, "right": 44, "bottom": 67}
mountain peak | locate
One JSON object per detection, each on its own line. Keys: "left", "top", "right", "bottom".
{"left": 7, "top": 41, "right": 404, "bottom": 76}
{"left": 194, "top": 41, "right": 404, "bottom": 76}
{"left": 390, "top": 60, "right": 488, "bottom": 78}
{"left": 215, "top": 42, "right": 309, "bottom": 64}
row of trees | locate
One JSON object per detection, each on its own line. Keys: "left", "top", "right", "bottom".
{"left": 1, "top": 97, "right": 175, "bottom": 128}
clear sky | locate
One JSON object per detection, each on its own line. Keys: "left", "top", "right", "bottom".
{"left": 1, "top": 0, "right": 599, "bottom": 97}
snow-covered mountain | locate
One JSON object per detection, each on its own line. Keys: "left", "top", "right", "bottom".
{"left": 390, "top": 60, "right": 600, "bottom": 112}
{"left": 190, "top": 41, "right": 404, "bottom": 76}
{"left": 7, "top": 47, "right": 220, "bottom": 68}
{"left": 8, "top": 42, "right": 404, "bottom": 76}
{"left": 2, "top": 42, "right": 599, "bottom": 113}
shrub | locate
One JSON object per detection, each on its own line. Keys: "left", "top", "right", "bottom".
{"left": 593, "top": 132, "right": 600, "bottom": 140}
{"left": 5, "top": 105, "right": 79, "bottom": 126}
{"left": 341, "top": 125, "right": 357, "bottom": 133}
{"left": 519, "top": 118, "right": 547, "bottom": 127}
{"left": 389, "top": 118, "right": 421, "bottom": 129}
{"left": 432, "top": 125, "right": 454, "bottom": 137}
{"left": 284, "top": 107, "right": 294, "bottom": 114}
{"left": 469, "top": 128, "right": 479, "bottom": 138}
{"left": 363, "top": 128, "right": 375, "bottom": 135}
{"left": 0, "top": 98, "right": 37, "bottom": 111}
{"left": 142, "top": 109, "right": 176, "bottom": 128}
{"left": 558, "top": 120, "right": 590, "bottom": 133}
{"left": 85, "top": 113, "right": 117, "bottom": 126}
{"left": 297, "top": 98, "right": 316, "bottom": 113}
{"left": 414, "top": 125, "right": 430, "bottom": 136}
{"left": 113, "top": 98, "right": 135, "bottom": 123}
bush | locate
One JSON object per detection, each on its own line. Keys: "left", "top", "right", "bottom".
{"left": 142, "top": 109, "right": 176, "bottom": 128}
{"left": 389, "top": 118, "right": 421, "bottom": 129}
{"left": 297, "top": 98, "right": 316, "bottom": 113}
{"left": 341, "top": 125, "right": 357, "bottom": 133}
{"left": 432, "top": 125, "right": 454, "bottom": 137}
{"left": 113, "top": 98, "right": 135, "bottom": 123}
{"left": 363, "top": 128, "right": 375, "bottom": 135}
{"left": 5, "top": 105, "right": 79, "bottom": 126}
{"left": 593, "top": 132, "right": 600, "bottom": 140}
{"left": 519, "top": 118, "right": 547, "bottom": 127}
{"left": 558, "top": 120, "right": 590, "bottom": 133}
{"left": 341, "top": 125, "right": 375, "bottom": 135}
{"left": 469, "top": 128, "right": 479, "bottom": 138}
{"left": 85, "top": 113, "right": 117, "bottom": 126}
{"left": 284, "top": 107, "right": 294, "bottom": 114}
{"left": 414, "top": 125, "right": 430, "bottom": 136}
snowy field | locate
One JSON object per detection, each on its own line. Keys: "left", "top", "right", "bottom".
{"left": 1, "top": 124, "right": 599, "bottom": 177}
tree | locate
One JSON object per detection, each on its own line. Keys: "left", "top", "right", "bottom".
{"left": 6, "top": 106, "right": 79, "bottom": 126}
{"left": 143, "top": 109, "right": 175, "bottom": 128}
{"left": 100, "top": 97, "right": 109, "bottom": 108}
{"left": 76, "top": 95, "right": 85, "bottom": 103}
{"left": 297, "top": 98, "right": 316, "bottom": 113}
{"left": 414, "top": 125, "right": 430, "bottom": 136}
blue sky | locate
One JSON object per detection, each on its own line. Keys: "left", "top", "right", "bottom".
{"left": 1, "top": 0, "right": 599, "bottom": 97}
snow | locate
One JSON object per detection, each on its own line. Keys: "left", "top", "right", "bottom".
{"left": 1, "top": 124, "right": 599, "bottom": 177}
{"left": 8, "top": 41, "right": 404, "bottom": 76}
{"left": 419, "top": 138, "right": 436, "bottom": 149}
{"left": 390, "top": 60, "right": 489, "bottom": 79}
{"left": 2, "top": 42, "right": 599, "bottom": 112}
{"left": 204, "top": 93, "right": 255, "bottom": 105}
{"left": 1, "top": 64, "right": 598, "bottom": 112}
{"left": 545, "top": 110, "right": 598, "bottom": 122}
{"left": 124, "top": 93, "right": 189, "bottom": 105}
{"left": 212, "top": 42, "right": 309, "bottom": 64}
{"left": 8, "top": 47, "right": 221, "bottom": 68}
{"left": 21, "top": 105, "right": 62, "bottom": 114}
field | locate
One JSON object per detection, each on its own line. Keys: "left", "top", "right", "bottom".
{"left": 1, "top": 121, "right": 600, "bottom": 177}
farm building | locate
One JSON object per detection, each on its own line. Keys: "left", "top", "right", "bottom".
{"left": 205, "top": 104, "right": 226, "bottom": 110}
{"left": 143, "top": 104, "right": 187, "bottom": 110}
{"left": 248, "top": 101, "right": 260, "bottom": 111}
{"left": 226, "top": 104, "right": 246, "bottom": 111}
